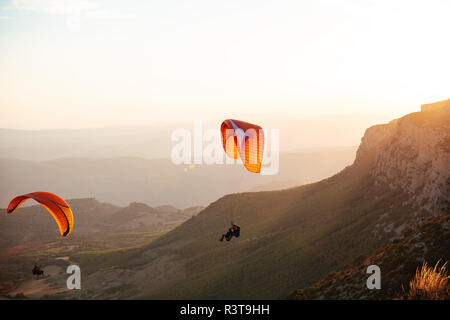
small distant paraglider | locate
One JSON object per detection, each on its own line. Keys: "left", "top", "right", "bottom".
{"left": 32, "top": 264, "right": 44, "bottom": 277}
{"left": 7, "top": 191, "right": 74, "bottom": 237}
{"left": 220, "top": 119, "right": 264, "bottom": 173}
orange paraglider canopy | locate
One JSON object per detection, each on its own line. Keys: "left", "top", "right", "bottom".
{"left": 221, "top": 119, "right": 264, "bottom": 173}
{"left": 7, "top": 192, "right": 74, "bottom": 237}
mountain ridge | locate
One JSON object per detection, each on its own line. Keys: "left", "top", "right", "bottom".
{"left": 0, "top": 147, "right": 357, "bottom": 208}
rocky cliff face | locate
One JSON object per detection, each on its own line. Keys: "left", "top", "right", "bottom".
{"left": 355, "top": 99, "right": 450, "bottom": 215}
{"left": 289, "top": 100, "right": 450, "bottom": 300}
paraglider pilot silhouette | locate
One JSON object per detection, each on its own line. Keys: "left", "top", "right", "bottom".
{"left": 219, "top": 222, "right": 240, "bottom": 242}
{"left": 32, "top": 263, "right": 44, "bottom": 276}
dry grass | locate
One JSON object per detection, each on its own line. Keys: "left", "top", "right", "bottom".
{"left": 406, "top": 260, "right": 449, "bottom": 300}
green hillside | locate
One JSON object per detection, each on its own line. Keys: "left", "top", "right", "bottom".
{"left": 136, "top": 158, "right": 413, "bottom": 299}
{"left": 67, "top": 154, "right": 414, "bottom": 299}
{"left": 64, "top": 102, "right": 448, "bottom": 300}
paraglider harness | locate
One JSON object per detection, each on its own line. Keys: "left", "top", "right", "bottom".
{"left": 220, "top": 223, "right": 240, "bottom": 242}
{"left": 32, "top": 264, "right": 44, "bottom": 276}
{"left": 232, "top": 224, "right": 240, "bottom": 237}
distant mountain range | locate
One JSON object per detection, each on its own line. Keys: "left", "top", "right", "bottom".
{"left": 0, "top": 116, "right": 383, "bottom": 161}
{"left": 0, "top": 146, "right": 357, "bottom": 208}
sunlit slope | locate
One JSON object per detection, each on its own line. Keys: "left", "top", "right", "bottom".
{"left": 134, "top": 159, "right": 407, "bottom": 299}
{"left": 136, "top": 102, "right": 448, "bottom": 299}
{"left": 65, "top": 101, "right": 448, "bottom": 299}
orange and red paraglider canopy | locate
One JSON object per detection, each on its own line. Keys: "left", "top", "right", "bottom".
{"left": 221, "top": 119, "right": 264, "bottom": 173}
{"left": 7, "top": 192, "right": 74, "bottom": 237}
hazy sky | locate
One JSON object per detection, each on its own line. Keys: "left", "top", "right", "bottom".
{"left": 0, "top": 0, "right": 449, "bottom": 130}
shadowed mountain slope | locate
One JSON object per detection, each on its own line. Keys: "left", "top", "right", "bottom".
{"left": 289, "top": 214, "right": 450, "bottom": 299}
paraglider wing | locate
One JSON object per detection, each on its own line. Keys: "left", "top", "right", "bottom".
{"left": 221, "top": 119, "right": 264, "bottom": 173}
{"left": 7, "top": 192, "right": 74, "bottom": 237}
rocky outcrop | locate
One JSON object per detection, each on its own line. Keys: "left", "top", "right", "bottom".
{"left": 355, "top": 100, "right": 450, "bottom": 214}
{"left": 421, "top": 98, "right": 450, "bottom": 112}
